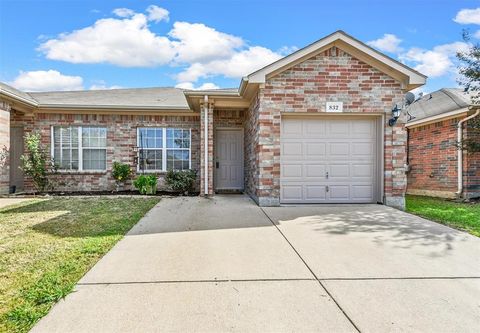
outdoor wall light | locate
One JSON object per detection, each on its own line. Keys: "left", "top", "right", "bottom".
{"left": 388, "top": 105, "right": 402, "bottom": 126}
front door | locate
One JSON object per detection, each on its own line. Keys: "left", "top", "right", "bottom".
{"left": 10, "top": 126, "right": 24, "bottom": 192}
{"left": 215, "top": 129, "right": 244, "bottom": 190}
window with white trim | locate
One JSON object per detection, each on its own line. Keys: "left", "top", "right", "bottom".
{"left": 52, "top": 126, "right": 107, "bottom": 171}
{"left": 137, "top": 128, "right": 191, "bottom": 171}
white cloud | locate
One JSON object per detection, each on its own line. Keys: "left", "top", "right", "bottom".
{"left": 38, "top": 6, "right": 289, "bottom": 84}
{"left": 177, "top": 46, "right": 282, "bottom": 82}
{"left": 146, "top": 5, "right": 169, "bottom": 22}
{"left": 10, "top": 70, "right": 84, "bottom": 92}
{"left": 367, "top": 34, "right": 403, "bottom": 53}
{"left": 38, "top": 14, "right": 175, "bottom": 67}
{"left": 399, "top": 42, "right": 469, "bottom": 77}
{"left": 454, "top": 8, "right": 480, "bottom": 24}
{"left": 169, "top": 22, "right": 244, "bottom": 63}
{"left": 175, "top": 82, "right": 220, "bottom": 90}
{"left": 112, "top": 8, "right": 135, "bottom": 18}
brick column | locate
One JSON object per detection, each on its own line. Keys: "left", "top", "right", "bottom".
{"left": 0, "top": 100, "right": 11, "bottom": 194}
{"left": 384, "top": 109, "right": 408, "bottom": 210}
{"left": 200, "top": 101, "right": 214, "bottom": 196}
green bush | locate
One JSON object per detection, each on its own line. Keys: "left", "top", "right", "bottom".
{"left": 165, "top": 169, "right": 196, "bottom": 194}
{"left": 133, "top": 174, "right": 158, "bottom": 195}
{"left": 20, "top": 133, "right": 57, "bottom": 193}
{"left": 111, "top": 162, "right": 132, "bottom": 183}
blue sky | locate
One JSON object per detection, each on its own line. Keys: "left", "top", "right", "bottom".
{"left": 1, "top": 0, "right": 480, "bottom": 93}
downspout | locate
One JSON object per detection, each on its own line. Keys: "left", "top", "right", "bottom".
{"left": 204, "top": 95, "right": 209, "bottom": 195}
{"left": 456, "top": 108, "right": 480, "bottom": 196}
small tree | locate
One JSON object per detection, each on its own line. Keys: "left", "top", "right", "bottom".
{"left": 456, "top": 30, "right": 480, "bottom": 153}
{"left": 20, "top": 133, "right": 56, "bottom": 193}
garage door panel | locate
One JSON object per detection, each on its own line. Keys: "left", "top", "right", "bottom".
{"left": 352, "top": 142, "right": 374, "bottom": 156}
{"left": 305, "top": 121, "right": 327, "bottom": 136}
{"left": 305, "top": 164, "right": 326, "bottom": 178}
{"left": 281, "top": 117, "right": 378, "bottom": 204}
{"left": 329, "top": 143, "right": 349, "bottom": 156}
{"left": 282, "top": 164, "right": 303, "bottom": 178}
{"left": 282, "top": 119, "right": 303, "bottom": 136}
{"left": 352, "top": 120, "right": 375, "bottom": 136}
{"left": 305, "top": 185, "right": 327, "bottom": 201}
{"left": 329, "top": 164, "right": 349, "bottom": 178}
{"left": 329, "top": 185, "right": 350, "bottom": 200}
{"left": 352, "top": 185, "right": 373, "bottom": 200}
{"left": 329, "top": 121, "right": 350, "bottom": 136}
{"left": 283, "top": 142, "right": 303, "bottom": 158}
{"left": 305, "top": 142, "right": 326, "bottom": 157}
{"left": 352, "top": 164, "right": 374, "bottom": 177}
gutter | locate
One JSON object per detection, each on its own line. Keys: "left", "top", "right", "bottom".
{"left": 456, "top": 108, "right": 480, "bottom": 196}
{"left": 0, "top": 90, "right": 38, "bottom": 107}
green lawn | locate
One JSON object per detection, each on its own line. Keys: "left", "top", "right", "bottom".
{"left": 0, "top": 197, "right": 160, "bottom": 333}
{"left": 406, "top": 195, "right": 480, "bottom": 237}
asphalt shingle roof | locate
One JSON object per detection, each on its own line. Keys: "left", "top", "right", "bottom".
{"left": 28, "top": 87, "right": 190, "bottom": 109}
{"left": 407, "top": 88, "right": 473, "bottom": 122}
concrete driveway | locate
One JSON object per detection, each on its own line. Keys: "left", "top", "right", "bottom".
{"left": 32, "top": 195, "right": 480, "bottom": 332}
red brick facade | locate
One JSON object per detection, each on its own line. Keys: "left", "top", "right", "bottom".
{"left": 2, "top": 45, "right": 424, "bottom": 210}
{"left": 11, "top": 111, "right": 200, "bottom": 192}
{"left": 250, "top": 46, "right": 406, "bottom": 207}
{"left": 407, "top": 117, "right": 480, "bottom": 198}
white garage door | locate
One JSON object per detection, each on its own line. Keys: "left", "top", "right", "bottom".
{"left": 281, "top": 116, "right": 378, "bottom": 204}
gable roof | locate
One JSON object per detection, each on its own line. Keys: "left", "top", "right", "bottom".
{"left": 244, "top": 30, "right": 426, "bottom": 91}
{"left": 406, "top": 88, "right": 474, "bottom": 126}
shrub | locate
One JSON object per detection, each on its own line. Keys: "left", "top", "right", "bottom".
{"left": 133, "top": 174, "right": 158, "bottom": 195}
{"left": 165, "top": 169, "right": 196, "bottom": 194}
{"left": 20, "top": 133, "right": 57, "bottom": 193}
{"left": 112, "top": 162, "right": 132, "bottom": 183}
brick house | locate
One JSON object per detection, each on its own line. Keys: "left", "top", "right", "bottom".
{"left": 406, "top": 88, "right": 480, "bottom": 199}
{"left": 0, "top": 31, "right": 426, "bottom": 209}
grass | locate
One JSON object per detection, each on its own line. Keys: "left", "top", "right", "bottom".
{"left": 406, "top": 195, "right": 480, "bottom": 237}
{"left": 0, "top": 196, "right": 160, "bottom": 333}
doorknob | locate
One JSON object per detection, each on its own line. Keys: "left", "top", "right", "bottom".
{"left": 326, "top": 171, "right": 329, "bottom": 179}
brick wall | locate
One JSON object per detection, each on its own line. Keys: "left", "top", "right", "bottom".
{"left": 407, "top": 118, "right": 459, "bottom": 197}
{"left": 0, "top": 101, "right": 11, "bottom": 194}
{"left": 250, "top": 46, "right": 406, "bottom": 208}
{"left": 13, "top": 112, "right": 200, "bottom": 192}
{"left": 407, "top": 117, "right": 480, "bottom": 199}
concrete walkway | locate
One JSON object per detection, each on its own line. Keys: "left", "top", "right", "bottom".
{"left": 32, "top": 195, "right": 480, "bottom": 332}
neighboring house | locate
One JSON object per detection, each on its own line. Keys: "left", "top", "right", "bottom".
{"left": 406, "top": 88, "right": 480, "bottom": 199}
{"left": 0, "top": 30, "right": 426, "bottom": 209}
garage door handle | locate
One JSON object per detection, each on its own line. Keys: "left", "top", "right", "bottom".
{"left": 326, "top": 172, "right": 329, "bottom": 179}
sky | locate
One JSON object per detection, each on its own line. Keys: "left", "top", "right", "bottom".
{"left": 1, "top": 0, "right": 480, "bottom": 94}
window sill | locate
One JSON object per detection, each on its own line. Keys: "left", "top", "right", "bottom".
{"left": 55, "top": 170, "right": 108, "bottom": 175}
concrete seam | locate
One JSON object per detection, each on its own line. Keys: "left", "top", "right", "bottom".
{"left": 259, "top": 207, "right": 361, "bottom": 333}
{"left": 77, "top": 278, "right": 316, "bottom": 286}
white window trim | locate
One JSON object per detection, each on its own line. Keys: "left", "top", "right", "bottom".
{"left": 137, "top": 127, "right": 192, "bottom": 172}
{"left": 51, "top": 125, "right": 107, "bottom": 172}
